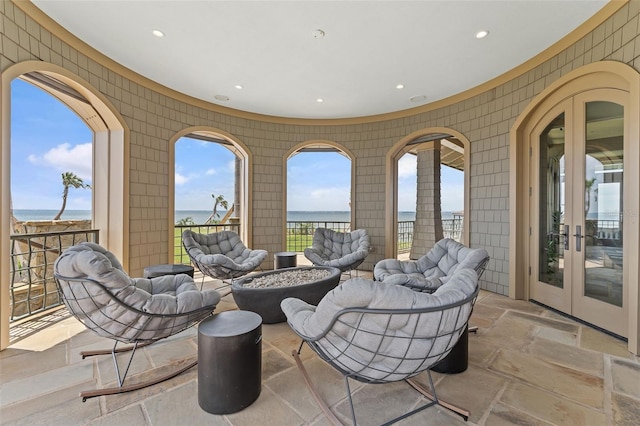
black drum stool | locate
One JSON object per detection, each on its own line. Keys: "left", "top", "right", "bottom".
{"left": 274, "top": 252, "right": 297, "bottom": 269}
{"left": 198, "top": 310, "right": 262, "bottom": 414}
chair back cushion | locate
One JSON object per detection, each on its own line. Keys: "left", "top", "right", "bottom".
{"left": 282, "top": 266, "right": 478, "bottom": 382}
{"left": 310, "top": 228, "right": 370, "bottom": 259}
{"left": 304, "top": 228, "right": 370, "bottom": 271}
{"left": 374, "top": 239, "right": 488, "bottom": 291}
{"left": 420, "top": 238, "right": 488, "bottom": 278}
{"left": 54, "top": 242, "right": 219, "bottom": 342}
{"left": 182, "top": 230, "right": 266, "bottom": 272}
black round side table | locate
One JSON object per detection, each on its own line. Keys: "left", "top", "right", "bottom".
{"left": 274, "top": 252, "right": 297, "bottom": 269}
{"left": 431, "top": 327, "right": 469, "bottom": 374}
{"left": 198, "top": 310, "right": 263, "bottom": 414}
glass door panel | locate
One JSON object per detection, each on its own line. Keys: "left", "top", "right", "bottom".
{"left": 538, "top": 113, "right": 565, "bottom": 289}
{"left": 583, "top": 101, "right": 624, "bottom": 307}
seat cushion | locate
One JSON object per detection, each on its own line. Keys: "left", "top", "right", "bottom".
{"left": 55, "top": 242, "right": 220, "bottom": 342}
{"left": 282, "top": 267, "right": 478, "bottom": 381}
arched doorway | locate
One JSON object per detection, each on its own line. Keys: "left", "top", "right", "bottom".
{"left": 1, "top": 61, "right": 128, "bottom": 350}
{"left": 169, "top": 127, "right": 253, "bottom": 252}
{"left": 283, "top": 141, "right": 355, "bottom": 254}
{"left": 385, "top": 128, "right": 471, "bottom": 259}
{"left": 510, "top": 61, "right": 640, "bottom": 354}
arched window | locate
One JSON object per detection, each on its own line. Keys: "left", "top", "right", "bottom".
{"left": 284, "top": 142, "right": 354, "bottom": 254}
{"left": 1, "top": 62, "right": 128, "bottom": 350}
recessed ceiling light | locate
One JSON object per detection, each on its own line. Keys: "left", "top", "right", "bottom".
{"left": 312, "top": 29, "right": 325, "bottom": 39}
{"left": 410, "top": 95, "right": 428, "bottom": 103}
{"left": 475, "top": 30, "right": 489, "bottom": 39}
{"left": 396, "top": 84, "right": 405, "bottom": 89}
{"left": 152, "top": 30, "right": 165, "bottom": 38}
{"left": 234, "top": 84, "right": 243, "bottom": 90}
{"left": 214, "top": 95, "right": 230, "bottom": 101}
{"left": 316, "top": 98, "right": 324, "bottom": 103}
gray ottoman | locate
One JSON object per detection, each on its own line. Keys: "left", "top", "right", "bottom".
{"left": 198, "top": 310, "right": 262, "bottom": 414}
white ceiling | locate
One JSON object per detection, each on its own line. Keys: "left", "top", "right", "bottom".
{"left": 32, "top": 0, "right": 608, "bottom": 119}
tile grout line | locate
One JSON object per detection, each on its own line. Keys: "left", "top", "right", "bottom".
{"left": 602, "top": 354, "right": 615, "bottom": 425}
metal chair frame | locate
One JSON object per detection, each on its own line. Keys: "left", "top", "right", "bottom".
{"left": 290, "top": 283, "right": 480, "bottom": 425}
{"left": 54, "top": 274, "right": 215, "bottom": 401}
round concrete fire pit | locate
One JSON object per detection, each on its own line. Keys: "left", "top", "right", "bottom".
{"left": 232, "top": 266, "right": 341, "bottom": 323}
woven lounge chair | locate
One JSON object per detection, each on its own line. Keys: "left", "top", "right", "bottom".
{"left": 304, "top": 228, "right": 370, "bottom": 275}
{"left": 54, "top": 242, "right": 220, "bottom": 400}
{"left": 282, "top": 266, "right": 480, "bottom": 425}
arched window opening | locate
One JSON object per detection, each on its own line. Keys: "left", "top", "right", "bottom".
{"left": 3, "top": 65, "right": 127, "bottom": 350}
{"left": 173, "top": 132, "right": 245, "bottom": 264}
{"left": 392, "top": 132, "right": 467, "bottom": 259}
{"left": 286, "top": 143, "right": 352, "bottom": 255}
{"left": 11, "top": 76, "right": 93, "bottom": 226}
{"left": 8, "top": 75, "right": 94, "bottom": 327}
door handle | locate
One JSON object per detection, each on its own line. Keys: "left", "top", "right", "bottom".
{"left": 573, "top": 225, "right": 583, "bottom": 252}
{"left": 562, "top": 225, "right": 569, "bottom": 250}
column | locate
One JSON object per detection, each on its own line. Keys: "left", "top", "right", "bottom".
{"left": 410, "top": 141, "right": 443, "bottom": 259}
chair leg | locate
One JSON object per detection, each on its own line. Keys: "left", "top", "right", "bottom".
{"left": 291, "top": 349, "right": 343, "bottom": 425}
{"left": 292, "top": 348, "right": 449, "bottom": 426}
{"left": 112, "top": 340, "right": 138, "bottom": 387}
{"left": 78, "top": 341, "right": 198, "bottom": 402}
{"left": 80, "top": 359, "right": 198, "bottom": 401}
{"left": 406, "top": 375, "right": 470, "bottom": 421}
{"left": 79, "top": 341, "right": 153, "bottom": 359}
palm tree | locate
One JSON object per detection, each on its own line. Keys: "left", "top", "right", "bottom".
{"left": 205, "top": 193, "right": 229, "bottom": 224}
{"left": 53, "top": 172, "right": 91, "bottom": 220}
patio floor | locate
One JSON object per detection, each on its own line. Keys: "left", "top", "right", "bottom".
{"left": 2, "top": 264, "right": 640, "bottom": 425}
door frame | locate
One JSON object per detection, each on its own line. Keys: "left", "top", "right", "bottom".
{"left": 510, "top": 61, "right": 640, "bottom": 355}
{"left": 527, "top": 90, "right": 628, "bottom": 337}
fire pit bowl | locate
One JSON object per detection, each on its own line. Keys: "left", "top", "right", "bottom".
{"left": 232, "top": 266, "right": 341, "bottom": 323}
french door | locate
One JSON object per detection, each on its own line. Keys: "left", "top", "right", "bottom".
{"left": 529, "top": 89, "right": 627, "bottom": 337}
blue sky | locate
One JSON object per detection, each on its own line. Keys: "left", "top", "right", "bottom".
{"left": 11, "top": 78, "right": 463, "bottom": 212}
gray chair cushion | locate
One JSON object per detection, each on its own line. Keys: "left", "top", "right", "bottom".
{"left": 182, "top": 230, "right": 267, "bottom": 279}
{"left": 304, "top": 228, "right": 370, "bottom": 272}
{"left": 281, "top": 267, "right": 479, "bottom": 382}
{"left": 374, "top": 238, "right": 488, "bottom": 291}
{"left": 54, "top": 242, "right": 220, "bottom": 341}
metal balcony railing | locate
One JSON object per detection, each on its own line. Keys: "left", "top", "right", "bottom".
{"left": 285, "top": 218, "right": 462, "bottom": 254}
{"left": 9, "top": 229, "right": 99, "bottom": 322}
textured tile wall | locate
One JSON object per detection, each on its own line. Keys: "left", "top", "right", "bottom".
{"left": 2, "top": 1, "right": 640, "bottom": 295}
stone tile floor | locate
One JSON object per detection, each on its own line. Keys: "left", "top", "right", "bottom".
{"left": 1, "top": 269, "right": 640, "bottom": 426}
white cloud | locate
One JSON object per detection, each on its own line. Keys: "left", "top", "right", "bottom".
{"left": 175, "top": 172, "right": 189, "bottom": 185}
{"left": 398, "top": 155, "right": 416, "bottom": 180}
{"left": 205, "top": 168, "right": 216, "bottom": 176}
{"left": 27, "top": 142, "right": 92, "bottom": 180}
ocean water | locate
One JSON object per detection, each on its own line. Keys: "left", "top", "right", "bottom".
{"left": 13, "top": 209, "right": 454, "bottom": 223}
{"left": 13, "top": 209, "right": 92, "bottom": 221}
